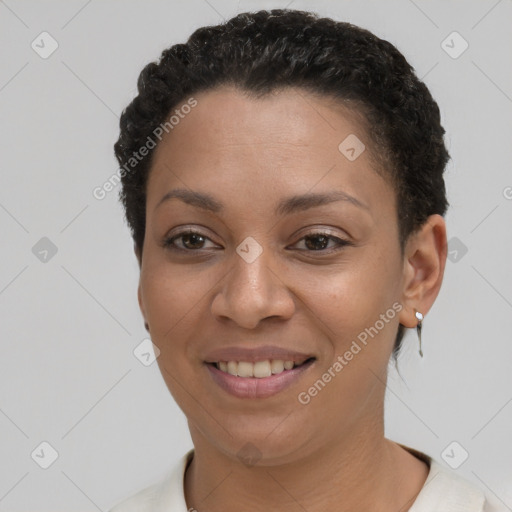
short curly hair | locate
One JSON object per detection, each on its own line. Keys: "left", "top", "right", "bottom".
{"left": 114, "top": 9, "right": 450, "bottom": 361}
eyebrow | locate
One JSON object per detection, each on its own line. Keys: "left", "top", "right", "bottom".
{"left": 154, "top": 188, "right": 369, "bottom": 215}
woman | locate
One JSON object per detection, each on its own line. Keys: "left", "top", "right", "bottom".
{"left": 109, "top": 9, "right": 489, "bottom": 511}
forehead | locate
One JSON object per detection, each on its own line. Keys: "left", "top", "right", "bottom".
{"left": 146, "top": 86, "right": 394, "bottom": 217}
{"left": 154, "top": 86, "right": 367, "bottom": 155}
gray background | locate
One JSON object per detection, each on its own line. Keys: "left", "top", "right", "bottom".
{"left": 1, "top": 0, "right": 511, "bottom": 510}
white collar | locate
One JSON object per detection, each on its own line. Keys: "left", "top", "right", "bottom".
{"left": 110, "top": 446, "right": 487, "bottom": 511}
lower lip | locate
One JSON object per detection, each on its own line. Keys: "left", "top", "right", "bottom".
{"left": 206, "top": 360, "right": 315, "bottom": 399}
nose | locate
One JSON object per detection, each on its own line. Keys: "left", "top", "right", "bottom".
{"left": 210, "top": 247, "right": 296, "bottom": 329}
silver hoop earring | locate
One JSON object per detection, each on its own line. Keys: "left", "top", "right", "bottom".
{"left": 415, "top": 310, "right": 424, "bottom": 357}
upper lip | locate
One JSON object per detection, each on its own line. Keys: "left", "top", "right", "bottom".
{"left": 204, "top": 345, "right": 315, "bottom": 364}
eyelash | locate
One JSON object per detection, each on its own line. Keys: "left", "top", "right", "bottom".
{"left": 162, "top": 228, "right": 353, "bottom": 254}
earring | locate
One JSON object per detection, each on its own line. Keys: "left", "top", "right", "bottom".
{"left": 144, "top": 321, "right": 149, "bottom": 333}
{"left": 415, "top": 310, "right": 424, "bottom": 357}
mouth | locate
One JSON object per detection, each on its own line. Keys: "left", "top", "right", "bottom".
{"left": 205, "top": 356, "right": 316, "bottom": 399}
{"left": 207, "top": 357, "right": 315, "bottom": 378}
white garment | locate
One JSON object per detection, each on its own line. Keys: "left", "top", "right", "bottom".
{"left": 108, "top": 446, "right": 488, "bottom": 512}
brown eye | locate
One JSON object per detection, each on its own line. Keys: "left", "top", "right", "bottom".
{"left": 293, "top": 231, "right": 353, "bottom": 253}
{"left": 180, "top": 232, "right": 206, "bottom": 249}
{"left": 304, "top": 234, "right": 330, "bottom": 251}
{"left": 163, "top": 230, "right": 217, "bottom": 251}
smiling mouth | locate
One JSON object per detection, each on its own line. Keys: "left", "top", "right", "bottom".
{"left": 207, "top": 357, "right": 316, "bottom": 378}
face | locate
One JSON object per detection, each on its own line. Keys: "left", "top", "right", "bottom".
{"left": 137, "top": 86, "right": 413, "bottom": 465}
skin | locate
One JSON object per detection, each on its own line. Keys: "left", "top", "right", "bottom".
{"left": 135, "top": 85, "right": 447, "bottom": 512}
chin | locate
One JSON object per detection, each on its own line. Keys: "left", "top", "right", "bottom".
{"left": 193, "top": 418, "right": 317, "bottom": 468}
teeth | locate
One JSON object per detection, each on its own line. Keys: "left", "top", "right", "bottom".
{"left": 254, "top": 361, "right": 272, "bottom": 378}
{"left": 237, "top": 361, "right": 254, "bottom": 378}
{"left": 215, "top": 359, "right": 305, "bottom": 378}
{"left": 271, "top": 360, "right": 284, "bottom": 374}
{"left": 227, "top": 361, "right": 238, "bottom": 376}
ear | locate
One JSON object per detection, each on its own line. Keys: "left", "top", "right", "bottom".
{"left": 134, "top": 244, "right": 149, "bottom": 331}
{"left": 134, "top": 243, "right": 142, "bottom": 269}
{"left": 398, "top": 214, "right": 448, "bottom": 328}
{"left": 137, "top": 280, "right": 147, "bottom": 323}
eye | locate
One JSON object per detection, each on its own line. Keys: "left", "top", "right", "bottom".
{"left": 162, "top": 229, "right": 353, "bottom": 254}
{"left": 162, "top": 229, "right": 219, "bottom": 252}
{"left": 291, "top": 231, "right": 353, "bottom": 253}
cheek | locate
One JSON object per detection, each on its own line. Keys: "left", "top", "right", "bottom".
{"left": 301, "top": 257, "right": 399, "bottom": 332}
{"left": 295, "top": 264, "right": 400, "bottom": 427}
{"left": 140, "top": 263, "right": 202, "bottom": 354}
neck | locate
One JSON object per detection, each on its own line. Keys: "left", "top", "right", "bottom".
{"left": 184, "top": 411, "right": 426, "bottom": 512}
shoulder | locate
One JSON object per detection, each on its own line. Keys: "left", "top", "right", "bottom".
{"left": 107, "top": 450, "right": 194, "bottom": 512}
{"left": 108, "top": 481, "right": 162, "bottom": 512}
{"left": 410, "top": 458, "right": 488, "bottom": 511}
{"left": 396, "top": 443, "right": 489, "bottom": 512}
